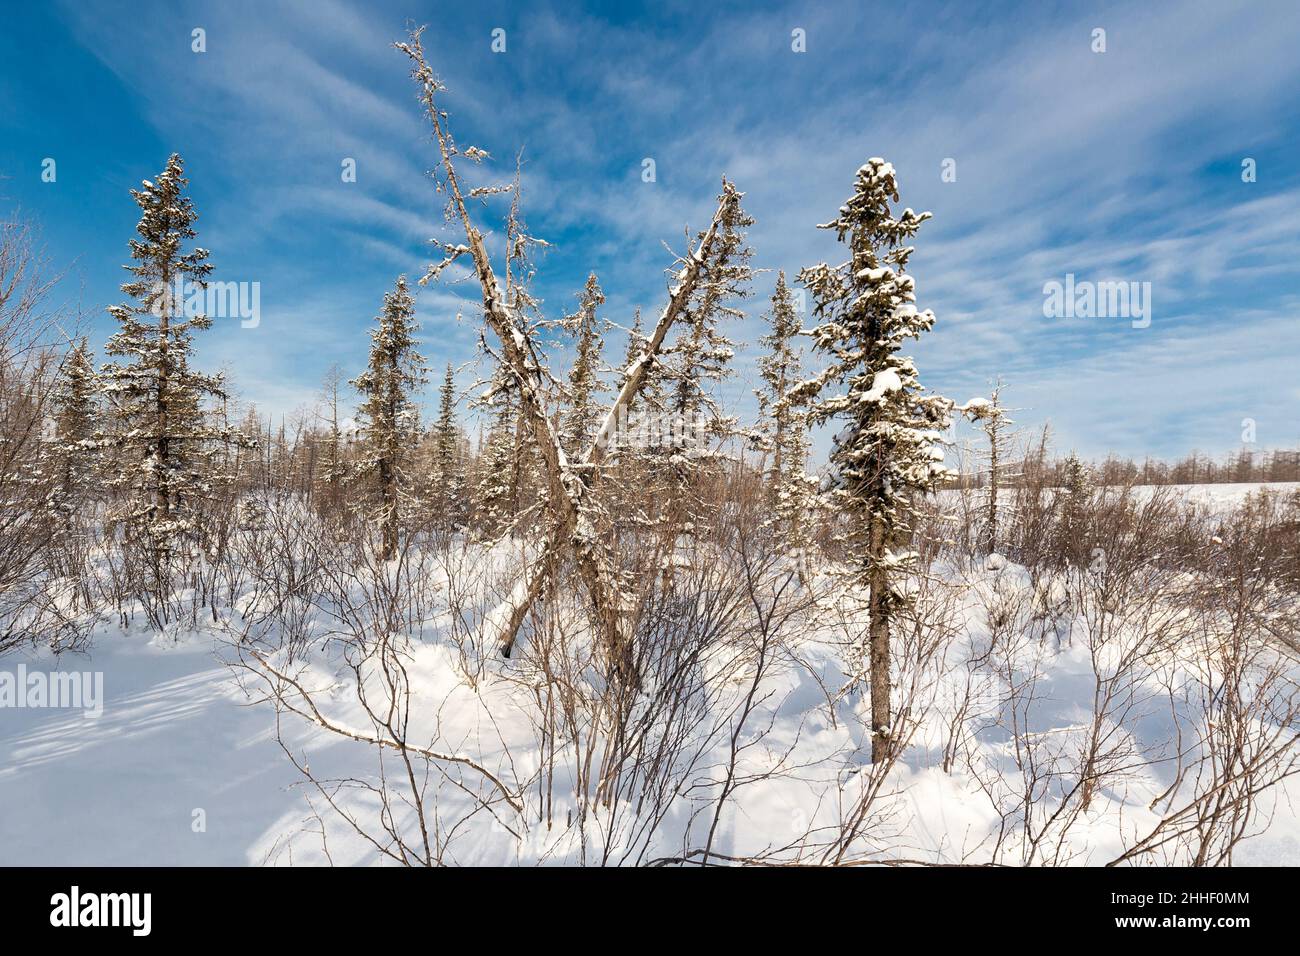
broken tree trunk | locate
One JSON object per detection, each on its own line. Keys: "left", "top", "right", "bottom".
{"left": 400, "top": 32, "right": 742, "bottom": 679}
{"left": 494, "top": 185, "right": 741, "bottom": 659}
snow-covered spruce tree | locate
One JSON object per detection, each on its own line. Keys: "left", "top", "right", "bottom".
{"left": 48, "top": 337, "right": 101, "bottom": 529}
{"left": 754, "top": 271, "right": 816, "bottom": 555}
{"left": 619, "top": 307, "right": 668, "bottom": 417}
{"left": 475, "top": 390, "right": 517, "bottom": 538}
{"left": 613, "top": 307, "right": 668, "bottom": 461}
{"left": 100, "top": 153, "right": 250, "bottom": 572}
{"left": 1055, "top": 452, "right": 1093, "bottom": 570}
{"left": 621, "top": 309, "right": 646, "bottom": 412}
{"left": 561, "top": 273, "right": 606, "bottom": 459}
{"left": 471, "top": 367, "right": 537, "bottom": 541}
{"left": 351, "top": 276, "right": 427, "bottom": 560}
{"left": 794, "top": 158, "right": 953, "bottom": 763}
{"left": 431, "top": 361, "right": 464, "bottom": 528}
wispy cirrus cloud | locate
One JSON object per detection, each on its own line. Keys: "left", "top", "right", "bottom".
{"left": 2, "top": 0, "right": 1296, "bottom": 458}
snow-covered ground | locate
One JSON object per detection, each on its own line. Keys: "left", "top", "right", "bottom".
{"left": 0, "top": 623, "right": 295, "bottom": 865}
{"left": 1132, "top": 482, "right": 1300, "bottom": 508}
{"left": 2, "top": 484, "right": 1298, "bottom": 866}
{"left": 944, "top": 482, "right": 1300, "bottom": 512}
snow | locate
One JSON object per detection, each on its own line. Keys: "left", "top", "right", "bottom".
{"left": 1137, "top": 481, "right": 1299, "bottom": 508}
{"left": 944, "top": 482, "right": 1300, "bottom": 515}
{"left": 3, "top": 533, "right": 1298, "bottom": 866}
{"left": 860, "top": 368, "right": 902, "bottom": 403}
{"left": 0, "top": 625, "right": 273, "bottom": 864}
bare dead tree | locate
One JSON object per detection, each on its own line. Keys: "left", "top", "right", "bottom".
{"left": 395, "top": 28, "right": 748, "bottom": 683}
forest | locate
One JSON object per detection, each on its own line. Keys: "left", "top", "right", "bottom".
{"left": 2, "top": 25, "right": 1298, "bottom": 869}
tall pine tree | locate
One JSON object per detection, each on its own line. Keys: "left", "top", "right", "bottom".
{"left": 795, "top": 158, "right": 952, "bottom": 762}
{"left": 561, "top": 273, "right": 606, "bottom": 459}
{"left": 49, "top": 337, "right": 101, "bottom": 527}
{"left": 474, "top": 372, "right": 520, "bottom": 539}
{"left": 754, "top": 272, "right": 815, "bottom": 556}
{"left": 352, "top": 276, "right": 427, "bottom": 559}
{"left": 100, "top": 154, "right": 248, "bottom": 563}
{"left": 431, "top": 362, "right": 464, "bottom": 528}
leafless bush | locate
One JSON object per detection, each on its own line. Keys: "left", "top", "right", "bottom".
{"left": 225, "top": 527, "right": 524, "bottom": 865}
{"left": 0, "top": 217, "right": 86, "bottom": 654}
{"left": 1112, "top": 497, "right": 1300, "bottom": 865}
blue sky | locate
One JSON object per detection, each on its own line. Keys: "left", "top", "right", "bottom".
{"left": 2, "top": 0, "right": 1299, "bottom": 461}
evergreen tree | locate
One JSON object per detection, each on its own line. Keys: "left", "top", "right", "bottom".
{"left": 613, "top": 307, "right": 668, "bottom": 470}
{"left": 754, "top": 271, "right": 815, "bottom": 554}
{"left": 561, "top": 273, "right": 606, "bottom": 458}
{"left": 49, "top": 337, "right": 100, "bottom": 525}
{"left": 621, "top": 309, "right": 646, "bottom": 415}
{"left": 234, "top": 406, "right": 266, "bottom": 492}
{"left": 1056, "top": 452, "right": 1093, "bottom": 569}
{"left": 667, "top": 269, "right": 744, "bottom": 449}
{"left": 432, "top": 362, "right": 464, "bottom": 527}
{"left": 475, "top": 375, "right": 518, "bottom": 539}
{"left": 795, "top": 158, "right": 952, "bottom": 762}
{"left": 618, "top": 308, "right": 667, "bottom": 419}
{"left": 351, "top": 276, "right": 427, "bottom": 559}
{"left": 100, "top": 153, "right": 249, "bottom": 562}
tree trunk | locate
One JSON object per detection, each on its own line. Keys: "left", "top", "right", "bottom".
{"left": 868, "top": 514, "right": 891, "bottom": 763}
{"left": 498, "top": 537, "right": 557, "bottom": 658}
{"left": 156, "top": 273, "right": 171, "bottom": 525}
{"left": 987, "top": 422, "right": 999, "bottom": 553}
{"left": 379, "top": 456, "right": 396, "bottom": 560}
